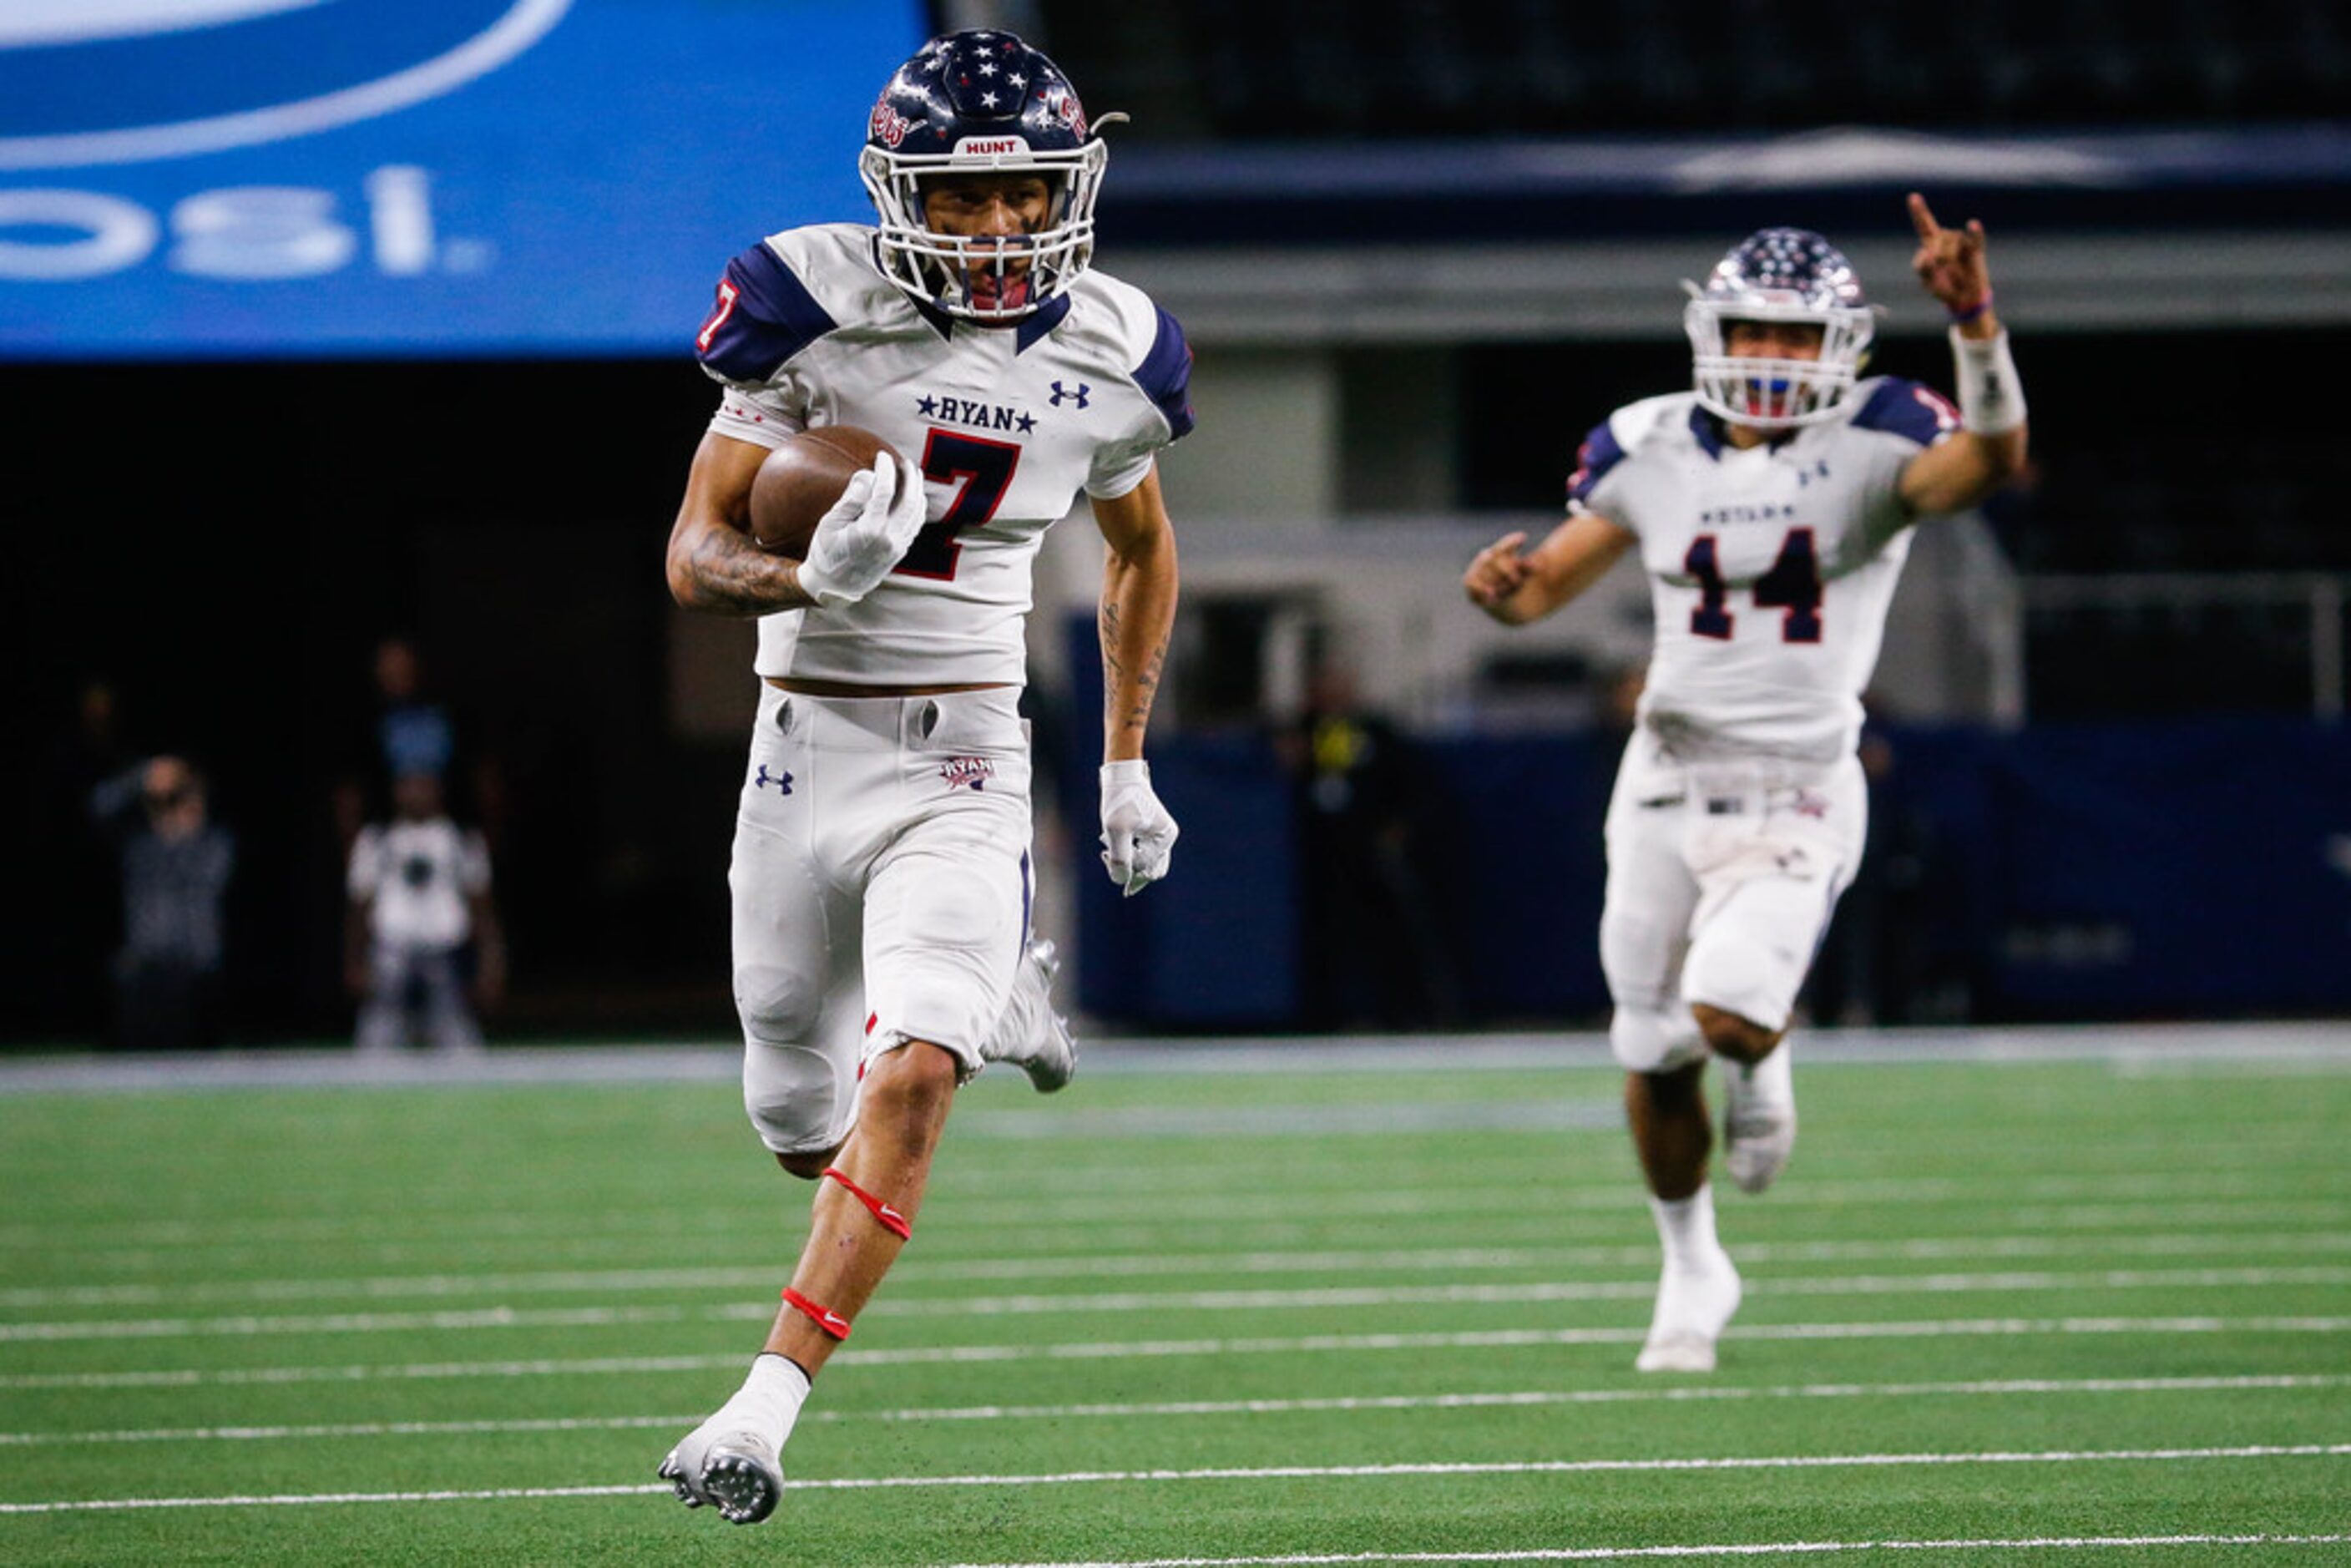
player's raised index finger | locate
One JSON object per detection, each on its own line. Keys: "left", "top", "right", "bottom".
{"left": 1907, "top": 191, "right": 1941, "bottom": 241}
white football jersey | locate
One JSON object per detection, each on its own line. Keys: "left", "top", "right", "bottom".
{"left": 694, "top": 224, "right": 1195, "bottom": 686}
{"left": 1570, "top": 380, "right": 1959, "bottom": 762}
{"left": 348, "top": 818, "right": 491, "bottom": 950}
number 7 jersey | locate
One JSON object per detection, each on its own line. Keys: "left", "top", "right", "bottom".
{"left": 694, "top": 223, "right": 1196, "bottom": 687}
{"left": 1570, "top": 382, "right": 1959, "bottom": 763}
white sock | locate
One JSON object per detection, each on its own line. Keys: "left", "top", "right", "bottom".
{"left": 1650, "top": 1186, "right": 1723, "bottom": 1271}
{"left": 718, "top": 1353, "right": 812, "bottom": 1449}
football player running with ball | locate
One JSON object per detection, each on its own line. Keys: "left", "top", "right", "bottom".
{"left": 659, "top": 31, "right": 1191, "bottom": 1522}
{"left": 1464, "top": 199, "right": 2026, "bottom": 1373}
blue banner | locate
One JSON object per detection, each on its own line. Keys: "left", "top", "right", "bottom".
{"left": 0, "top": 0, "right": 926, "bottom": 358}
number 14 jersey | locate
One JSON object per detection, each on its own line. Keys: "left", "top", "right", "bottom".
{"left": 1570, "top": 381, "right": 1958, "bottom": 764}
{"left": 695, "top": 224, "right": 1196, "bottom": 688}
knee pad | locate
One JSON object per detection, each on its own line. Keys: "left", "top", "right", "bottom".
{"left": 742, "top": 1037, "right": 856, "bottom": 1157}
{"left": 867, "top": 865, "right": 1017, "bottom": 1071}
{"left": 1682, "top": 881, "right": 1820, "bottom": 1034}
{"left": 898, "top": 867, "right": 1009, "bottom": 953}
{"left": 1610, "top": 1004, "right": 1705, "bottom": 1074}
{"left": 735, "top": 962, "right": 824, "bottom": 1046}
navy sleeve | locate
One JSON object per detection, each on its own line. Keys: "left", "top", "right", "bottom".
{"left": 1134, "top": 306, "right": 1196, "bottom": 442}
{"left": 1566, "top": 419, "right": 1626, "bottom": 508}
{"left": 1850, "top": 377, "right": 1959, "bottom": 448}
{"left": 693, "top": 243, "right": 838, "bottom": 383}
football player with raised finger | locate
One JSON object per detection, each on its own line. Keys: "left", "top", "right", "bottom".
{"left": 1464, "top": 199, "right": 2028, "bottom": 1373}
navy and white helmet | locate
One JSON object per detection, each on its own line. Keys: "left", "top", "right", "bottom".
{"left": 859, "top": 30, "right": 1110, "bottom": 322}
{"left": 1682, "top": 228, "right": 1878, "bottom": 429}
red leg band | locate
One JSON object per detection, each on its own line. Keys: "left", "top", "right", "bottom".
{"left": 822, "top": 1166, "right": 913, "bottom": 1240}
{"left": 781, "top": 1287, "right": 851, "bottom": 1341}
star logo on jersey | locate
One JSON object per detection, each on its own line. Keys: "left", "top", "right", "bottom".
{"left": 754, "top": 764, "right": 793, "bottom": 796}
{"left": 920, "top": 392, "right": 1033, "bottom": 435}
{"left": 1049, "top": 380, "right": 1090, "bottom": 409}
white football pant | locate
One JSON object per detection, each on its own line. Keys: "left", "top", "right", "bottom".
{"left": 1600, "top": 735, "right": 1867, "bottom": 1073}
{"left": 729, "top": 684, "right": 1032, "bottom": 1156}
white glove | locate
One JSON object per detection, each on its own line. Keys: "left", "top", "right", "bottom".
{"left": 1099, "top": 759, "right": 1179, "bottom": 897}
{"left": 796, "top": 452, "right": 928, "bottom": 609}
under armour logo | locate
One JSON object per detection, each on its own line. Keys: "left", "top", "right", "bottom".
{"left": 754, "top": 764, "right": 793, "bottom": 795}
{"left": 1049, "top": 380, "right": 1090, "bottom": 409}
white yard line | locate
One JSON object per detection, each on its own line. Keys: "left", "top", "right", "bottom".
{"left": 6, "top": 1315, "right": 2345, "bottom": 1389}
{"left": 14, "top": 1201, "right": 2351, "bottom": 1280}
{"left": 3, "top": 1374, "right": 2343, "bottom": 1448}
{"left": 7, "top": 1171, "right": 2345, "bottom": 1252}
{"left": 3, "top": 1444, "right": 2346, "bottom": 1515}
{"left": 8, "top": 1265, "right": 2348, "bottom": 1343}
{"left": 9, "top": 1229, "right": 2348, "bottom": 1311}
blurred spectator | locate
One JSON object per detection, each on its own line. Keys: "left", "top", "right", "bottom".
{"left": 1280, "top": 658, "right": 1459, "bottom": 1029}
{"left": 42, "top": 679, "right": 140, "bottom": 1023}
{"left": 371, "top": 635, "right": 458, "bottom": 782}
{"left": 346, "top": 771, "right": 505, "bottom": 1055}
{"left": 89, "top": 756, "right": 235, "bottom": 1050}
{"left": 334, "top": 635, "right": 503, "bottom": 852}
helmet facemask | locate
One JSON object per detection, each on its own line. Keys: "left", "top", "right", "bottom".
{"left": 1684, "top": 290, "right": 1877, "bottom": 430}
{"left": 859, "top": 139, "right": 1108, "bottom": 323}
{"left": 1682, "top": 227, "right": 1878, "bottom": 431}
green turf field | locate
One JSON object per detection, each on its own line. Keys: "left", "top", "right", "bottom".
{"left": 3, "top": 1043, "right": 2347, "bottom": 1565}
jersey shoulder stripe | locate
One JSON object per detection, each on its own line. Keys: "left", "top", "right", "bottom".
{"left": 1567, "top": 418, "right": 1625, "bottom": 506}
{"left": 1850, "top": 376, "right": 1959, "bottom": 448}
{"left": 696, "top": 239, "right": 840, "bottom": 386}
{"left": 1135, "top": 306, "right": 1196, "bottom": 441}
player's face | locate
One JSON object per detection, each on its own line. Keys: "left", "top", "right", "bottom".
{"left": 1723, "top": 321, "right": 1826, "bottom": 361}
{"left": 1722, "top": 320, "right": 1826, "bottom": 422}
{"left": 921, "top": 174, "right": 1055, "bottom": 311}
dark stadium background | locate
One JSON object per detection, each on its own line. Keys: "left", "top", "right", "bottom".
{"left": 7, "top": 0, "right": 2348, "bottom": 1045}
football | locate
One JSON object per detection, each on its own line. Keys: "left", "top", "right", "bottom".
{"left": 748, "top": 425, "right": 910, "bottom": 558}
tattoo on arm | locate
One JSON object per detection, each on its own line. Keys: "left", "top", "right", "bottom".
{"left": 1099, "top": 599, "right": 1126, "bottom": 731}
{"left": 683, "top": 521, "right": 806, "bottom": 615}
{"left": 1123, "top": 633, "right": 1167, "bottom": 737}
{"left": 1099, "top": 595, "right": 1170, "bottom": 740}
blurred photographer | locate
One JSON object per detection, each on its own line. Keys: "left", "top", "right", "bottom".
{"left": 88, "top": 756, "right": 235, "bottom": 1050}
{"left": 346, "top": 770, "right": 505, "bottom": 1056}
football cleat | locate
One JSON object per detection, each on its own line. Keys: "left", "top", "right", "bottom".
{"left": 980, "top": 938, "right": 1077, "bottom": 1092}
{"left": 1635, "top": 1247, "right": 1743, "bottom": 1374}
{"left": 660, "top": 1423, "right": 784, "bottom": 1525}
{"left": 1722, "top": 1045, "right": 1797, "bottom": 1196}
